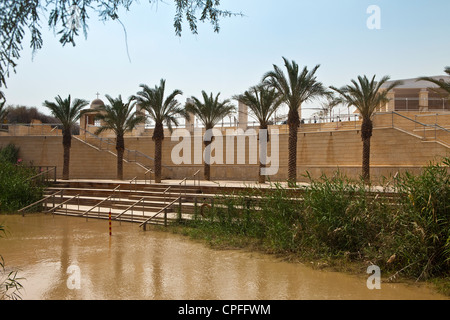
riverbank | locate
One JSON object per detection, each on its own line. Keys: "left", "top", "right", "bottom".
{"left": 157, "top": 222, "right": 450, "bottom": 298}
{"left": 157, "top": 158, "right": 450, "bottom": 297}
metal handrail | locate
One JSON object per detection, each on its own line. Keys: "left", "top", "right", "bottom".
{"left": 163, "top": 186, "right": 172, "bottom": 205}
{"left": 26, "top": 167, "right": 57, "bottom": 183}
{"left": 435, "top": 123, "right": 450, "bottom": 134}
{"left": 113, "top": 197, "right": 145, "bottom": 221}
{"left": 144, "top": 169, "right": 154, "bottom": 185}
{"left": 47, "top": 194, "right": 80, "bottom": 214}
{"left": 130, "top": 176, "right": 138, "bottom": 192}
{"left": 18, "top": 190, "right": 62, "bottom": 214}
{"left": 392, "top": 111, "right": 450, "bottom": 144}
{"left": 79, "top": 195, "right": 112, "bottom": 216}
{"left": 139, "top": 197, "right": 181, "bottom": 228}
{"left": 192, "top": 170, "right": 201, "bottom": 187}
{"left": 179, "top": 178, "right": 187, "bottom": 199}
{"left": 79, "top": 185, "right": 120, "bottom": 217}
{"left": 392, "top": 111, "right": 449, "bottom": 130}
{"left": 78, "top": 128, "right": 164, "bottom": 172}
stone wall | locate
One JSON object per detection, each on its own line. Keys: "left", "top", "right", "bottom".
{"left": 1, "top": 123, "right": 448, "bottom": 183}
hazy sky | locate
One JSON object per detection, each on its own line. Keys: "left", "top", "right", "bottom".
{"left": 3, "top": 0, "right": 450, "bottom": 118}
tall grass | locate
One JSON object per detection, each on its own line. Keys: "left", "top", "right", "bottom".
{"left": 0, "top": 224, "right": 23, "bottom": 300}
{"left": 300, "top": 171, "right": 392, "bottom": 260}
{"left": 177, "top": 157, "right": 450, "bottom": 283}
{"left": 0, "top": 144, "right": 43, "bottom": 212}
{"left": 392, "top": 157, "right": 450, "bottom": 279}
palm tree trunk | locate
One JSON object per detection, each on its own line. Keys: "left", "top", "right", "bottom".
{"left": 154, "top": 137, "right": 163, "bottom": 183}
{"left": 116, "top": 135, "right": 125, "bottom": 180}
{"left": 62, "top": 130, "right": 71, "bottom": 180}
{"left": 153, "top": 123, "right": 164, "bottom": 183}
{"left": 361, "top": 117, "right": 373, "bottom": 184}
{"left": 204, "top": 140, "right": 212, "bottom": 181}
{"left": 259, "top": 162, "right": 266, "bottom": 184}
{"left": 259, "top": 125, "right": 268, "bottom": 184}
{"left": 287, "top": 108, "right": 300, "bottom": 184}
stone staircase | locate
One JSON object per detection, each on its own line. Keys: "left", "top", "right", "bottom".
{"left": 22, "top": 179, "right": 401, "bottom": 231}
{"left": 43, "top": 181, "right": 205, "bottom": 226}
{"left": 40, "top": 180, "right": 304, "bottom": 227}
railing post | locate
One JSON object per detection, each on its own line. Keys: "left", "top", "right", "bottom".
{"left": 178, "top": 197, "right": 182, "bottom": 222}
{"left": 194, "top": 196, "right": 198, "bottom": 218}
{"left": 164, "top": 208, "right": 168, "bottom": 227}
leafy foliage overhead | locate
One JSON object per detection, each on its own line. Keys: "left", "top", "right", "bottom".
{"left": 0, "top": 0, "right": 240, "bottom": 89}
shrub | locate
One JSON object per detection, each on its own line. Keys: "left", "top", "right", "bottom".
{"left": 0, "top": 143, "right": 19, "bottom": 164}
{"left": 177, "top": 157, "right": 450, "bottom": 281}
{"left": 392, "top": 157, "right": 450, "bottom": 279}
{"left": 0, "top": 160, "right": 43, "bottom": 212}
{"left": 300, "top": 172, "right": 391, "bottom": 259}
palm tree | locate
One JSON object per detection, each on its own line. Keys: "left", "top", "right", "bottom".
{"left": 330, "top": 75, "right": 402, "bottom": 183}
{"left": 91, "top": 95, "right": 146, "bottom": 180}
{"left": 418, "top": 67, "right": 450, "bottom": 96}
{"left": 43, "top": 95, "right": 89, "bottom": 180}
{"left": 234, "top": 84, "right": 283, "bottom": 183}
{"left": 318, "top": 95, "right": 340, "bottom": 123}
{"left": 132, "top": 79, "right": 185, "bottom": 183}
{"left": 263, "top": 57, "right": 328, "bottom": 184}
{"left": 186, "top": 91, "right": 235, "bottom": 181}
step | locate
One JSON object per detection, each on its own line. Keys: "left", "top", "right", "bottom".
{"left": 51, "top": 208, "right": 183, "bottom": 226}
{"left": 50, "top": 207, "right": 180, "bottom": 223}
{"left": 45, "top": 186, "right": 202, "bottom": 197}
{"left": 45, "top": 201, "right": 177, "bottom": 217}
{"left": 48, "top": 196, "right": 184, "bottom": 211}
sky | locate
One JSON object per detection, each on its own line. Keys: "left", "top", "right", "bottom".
{"left": 3, "top": 0, "right": 450, "bottom": 119}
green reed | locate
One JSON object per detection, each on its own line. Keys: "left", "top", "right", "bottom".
{"left": 176, "top": 157, "right": 450, "bottom": 283}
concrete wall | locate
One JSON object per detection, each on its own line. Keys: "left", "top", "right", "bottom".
{"left": 1, "top": 114, "right": 449, "bottom": 183}
{"left": 0, "top": 136, "right": 146, "bottom": 180}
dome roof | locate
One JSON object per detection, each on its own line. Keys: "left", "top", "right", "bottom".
{"left": 90, "top": 98, "right": 105, "bottom": 109}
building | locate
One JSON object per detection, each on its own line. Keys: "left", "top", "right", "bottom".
{"left": 381, "top": 75, "right": 450, "bottom": 112}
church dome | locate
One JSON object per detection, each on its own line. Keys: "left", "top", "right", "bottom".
{"left": 90, "top": 98, "right": 105, "bottom": 109}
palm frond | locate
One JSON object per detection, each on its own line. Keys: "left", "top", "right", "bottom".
{"left": 93, "top": 95, "right": 144, "bottom": 136}
{"left": 43, "top": 95, "right": 89, "bottom": 129}
{"left": 417, "top": 69, "right": 450, "bottom": 96}
{"left": 330, "top": 75, "right": 402, "bottom": 119}
{"left": 234, "top": 83, "right": 283, "bottom": 127}
{"left": 132, "top": 79, "right": 184, "bottom": 133}
{"left": 263, "top": 57, "right": 327, "bottom": 115}
{"left": 187, "top": 91, "right": 235, "bottom": 130}
{"left": 0, "top": 100, "right": 9, "bottom": 122}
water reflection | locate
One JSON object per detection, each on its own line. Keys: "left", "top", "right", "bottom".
{"left": 0, "top": 214, "right": 447, "bottom": 300}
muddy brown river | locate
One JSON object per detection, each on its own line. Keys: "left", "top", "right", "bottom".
{"left": 0, "top": 214, "right": 447, "bottom": 300}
